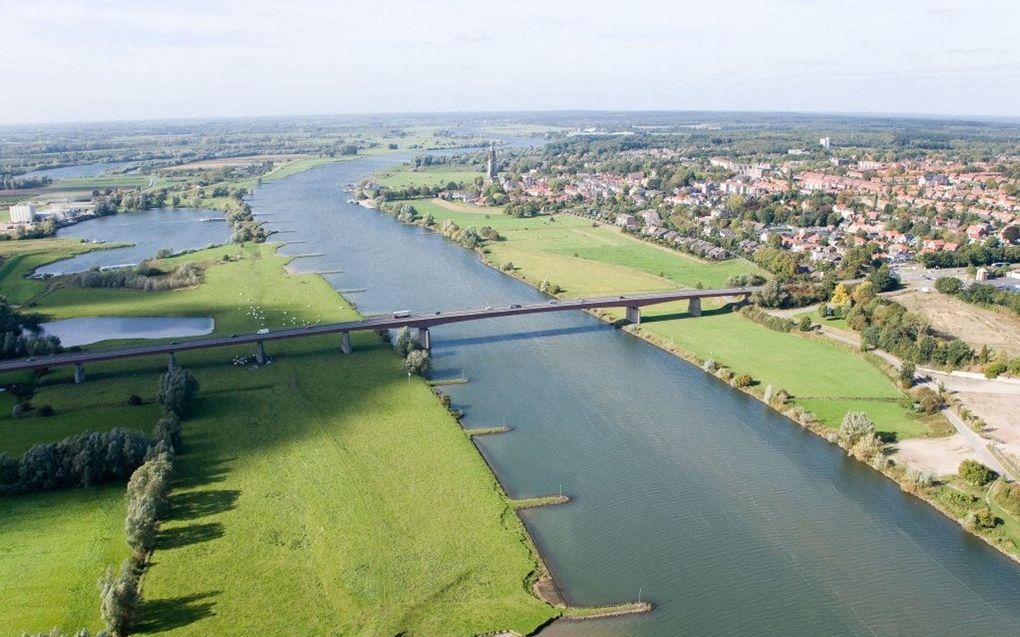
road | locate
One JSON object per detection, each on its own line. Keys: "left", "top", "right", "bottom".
{"left": 940, "top": 408, "right": 1015, "bottom": 481}
{"left": 0, "top": 286, "right": 757, "bottom": 375}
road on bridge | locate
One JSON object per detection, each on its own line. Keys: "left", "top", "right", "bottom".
{"left": 0, "top": 286, "right": 757, "bottom": 378}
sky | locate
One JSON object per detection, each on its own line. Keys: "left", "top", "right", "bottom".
{"left": 2, "top": 0, "right": 1019, "bottom": 124}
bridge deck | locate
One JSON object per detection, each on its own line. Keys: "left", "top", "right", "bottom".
{"left": 0, "top": 286, "right": 757, "bottom": 374}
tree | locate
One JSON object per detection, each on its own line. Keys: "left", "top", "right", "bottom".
{"left": 157, "top": 368, "right": 199, "bottom": 418}
{"left": 830, "top": 283, "right": 851, "bottom": 307}
{"left": 752, "top": 279, "right": 789, "bottom": 308}
{"left": 98, "top": 560, "right": 139, "bottom": 637}
{"left": 851, "top": 281, "right": 876, "bottom": 306}
{"left": 899, "top": 361, "right": 916, "bottom": 388}
{"left": 402, "top": 349, "right": 431, "bottom": 376}
{"left": 393, "top": 326, "right": 420, "bottom": 358}
{"left": 868, "top": 264, "right": 897, "bottom": 292}
{"left": 838, "top": 411, "right": 876, "bottom": 449}
{"left": 959, "top": 459, "right": 997, "bottom": 486}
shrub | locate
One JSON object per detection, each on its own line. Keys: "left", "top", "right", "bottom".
{"left": 965, "top": 506, "right": 999, "bottom": 530}
{"left": 999, "top": 482, "right": 1020, "bottom": 514}
{"left": 838, "top": 411, "right": 876, "bottom": 449}
{"left": 984, "top": 360, "right": 1008, "bottom": 379}
{"left": 500, "top": 261, "right": 514, "bottom": 272}
{"left": 959, "top": 459, "right": 997, "bottom": 486}
{"left": 37, "top": 404, "right": 55, "bottom": 417}
{"left": 128, "top": 394, "right": 143, "bottom": 406}
{"left": 934, "top": 276, "right": 964, "bottom": 295}
{"left": 912, "top": 386, "right": 942, "bottom": 414}
{"left": 798, "top": 316, "right": 813, "bottom": 331}
{"left": 905, "top": 467, "right": 936, "bottom": 488}
{"left": 702, "top": 359, "right": 718, "bottom": 373}
{"left": 715, "top": 368, "right": 733, "bottom": 381}
{"left": 733, "top": 374, "right": 754, "bottom": 387}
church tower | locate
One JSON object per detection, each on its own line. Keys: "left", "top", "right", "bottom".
{"left": 486, "top": 142, "right": 498, "bottom": 181}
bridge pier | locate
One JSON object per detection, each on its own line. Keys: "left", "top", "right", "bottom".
{"left": 74, "top": 363, "right": 85, "bottom": 384}
{"left": 167, "top": 352, "right": 177, "bottom": 372}
{"left": 340, "top": 331, "right": 352, "bottom": 354}
{"left": 687, "top": 297, "right": 702, "bottom": 317}
{"left": 417, "top": 327, "right": 431, "bottom": 350}
{"left": 255, "top": 341, "right": 267, "bottom": 365}
{"left": 625, "top": 306, "right": 641, "bottom": 324}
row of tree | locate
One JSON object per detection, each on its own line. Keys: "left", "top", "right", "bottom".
{"left": 67, "top": 263, "right": 201, "bottom": 292}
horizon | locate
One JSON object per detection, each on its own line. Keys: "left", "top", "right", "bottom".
{"left": 4, "top": 0, "right": 1019, "bottom": 125}
{"left": 4, "top": 107, "right": 1020, "bottom": 129}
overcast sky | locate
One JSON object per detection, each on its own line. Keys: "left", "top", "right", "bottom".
{"left": 3, "top": 0, "right": 1019, "bottom": 124}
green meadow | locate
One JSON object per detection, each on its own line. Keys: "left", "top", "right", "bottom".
{"left": 0, "top": 242, "right": 555, "bottom": 635}
{"left": 394, "top": 196, "right": 940, "bottom": 441}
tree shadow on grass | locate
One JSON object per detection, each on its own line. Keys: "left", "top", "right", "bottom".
{"left": 134, "top": 591, "right": 219, "bottom": 634}
{"left": 155, "top": 521, "right": 225, "bottom": 550}
{"left": 167, "top": 489, "right": 240, "bottom": 521}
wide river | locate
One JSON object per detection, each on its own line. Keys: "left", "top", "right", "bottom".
{"left": 251, "top": 156, "right": 1020, "bottom": 636}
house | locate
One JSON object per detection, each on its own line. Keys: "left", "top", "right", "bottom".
{"left": 616, "top": 214, "right": 637, "bottom": 229}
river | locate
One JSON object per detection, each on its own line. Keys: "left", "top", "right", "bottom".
{"left": 248, "top": 157, "right": 1020, "bottom": 636}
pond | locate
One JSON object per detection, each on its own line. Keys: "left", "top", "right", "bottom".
{"left": 40, "top": 317, "right": 214, "bottom": 347}
{"left": 34, "top": 208, "right": 231, "bottom": 276}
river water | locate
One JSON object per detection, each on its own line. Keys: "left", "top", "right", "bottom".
{"left": 250, "top": 157, "right": 1020, "bottom": 636}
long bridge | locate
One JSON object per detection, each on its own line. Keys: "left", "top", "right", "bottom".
{"left": 0, "top": 286, "right": 758, "bottom": 383}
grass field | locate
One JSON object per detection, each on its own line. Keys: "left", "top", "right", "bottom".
{"left": 0, "top": 241, "right": 556, "bottom": 635}
{"left": 0, "top": 486, "right": 131, "bottom": 633}
{"left": 375, "top": 167, "right": 483, "bottom": 190}
{"left": 0, "top": 238, "right": 124, "bottom": 305}
{"left": 409, "top": 198, "right": 762, "bottom": 290}
{"left": 390, "top": 196, "right": 937, "bottom": 441}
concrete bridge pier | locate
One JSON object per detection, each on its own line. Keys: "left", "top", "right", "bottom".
{"left": 255, "top": 341, "right": 267, "bottom": 365}
{"left": 417, "top": 327, "right": 431, "bottom": 350}
{"left": 625, "top": 306, "right": 641, "bottom": 324}
{"left": 74, "top": 363, "right": 85, "bottom": 384}
{"left": 687, "top": 297, "right": 702, "bottom": 317}
{"left": 340, "top": 331, "right": 352, "bottom": 354}
{"left": 167, "top": 352, "right": 177, "bottom": 372}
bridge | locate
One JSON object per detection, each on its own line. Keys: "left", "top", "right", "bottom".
{"left": 0, "top": 286, "right": 757, "bottom": 383}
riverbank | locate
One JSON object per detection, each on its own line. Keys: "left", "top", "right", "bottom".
{"left": 375, "top": 195, "right": 1020, "bottom": 567}
{"left": 0, "top": 240, "right": 561, "bottom": 635}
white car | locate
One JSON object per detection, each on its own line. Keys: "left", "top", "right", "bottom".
{"left": 256, "top": 328, "right": 270, "bottom": 335}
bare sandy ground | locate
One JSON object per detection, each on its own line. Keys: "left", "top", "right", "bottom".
{"left": 894, "top": 290, "right": 1020, "bottom": 356}
{"left": 894, "top": 435, "right": 979, "bottom": 476}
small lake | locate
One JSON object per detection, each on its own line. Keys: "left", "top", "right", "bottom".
{"left": 25, "top": 161, "right": 137, "bottom": 180}
{"left": 40, "top": 317, "right": 214, "bottom": 347}
{"left": 35, "top": 208, "right": 231, "bottom": 276}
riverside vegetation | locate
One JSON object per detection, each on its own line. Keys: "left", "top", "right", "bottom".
{"left": 0, "top": 237, "right": 558, "bottom": 635}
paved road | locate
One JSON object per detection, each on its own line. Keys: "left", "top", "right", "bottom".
{"left": 0, "top": 286, "right": 757, "bottom": 375}
{"left": 940, "top": 408, "right": 1015, "bottom": 481}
